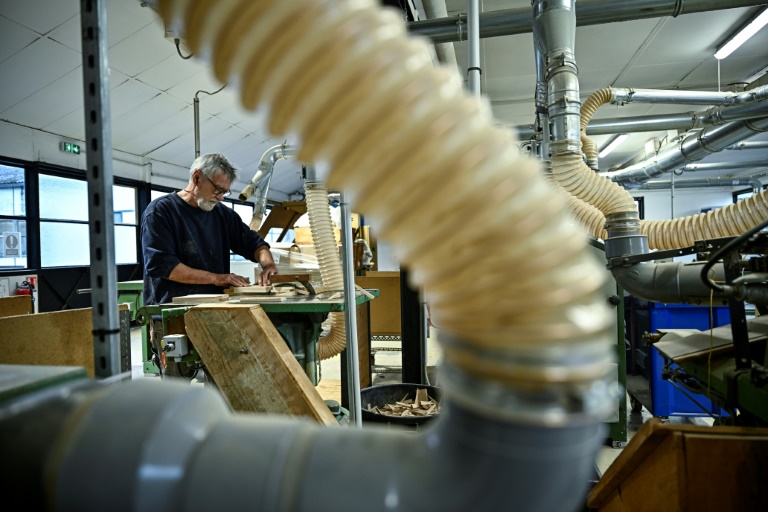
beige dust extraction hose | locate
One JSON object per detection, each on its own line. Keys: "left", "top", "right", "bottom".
{"left": 158, "top": 0, "right": 613, "bottom": 386}
{"left": 305, "top": 183, "right": 347, "bottom": 360}
{"left": 567, "top": 87, "right": 768, "bottom": 250}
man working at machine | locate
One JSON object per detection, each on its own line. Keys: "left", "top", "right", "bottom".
{"left": 141, "top": 152, "right": 279, "bottom": 376}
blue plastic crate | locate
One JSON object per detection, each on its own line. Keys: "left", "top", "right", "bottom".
{"left": 648, "top": 303, "right": 730, "bottom": 417}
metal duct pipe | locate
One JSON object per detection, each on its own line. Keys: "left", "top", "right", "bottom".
{"left": 407, "top": 0, "right": 767, "bottom": 44}
{"left": 467, "top": 0, "right": 481, "bottom": 96}
{"left": 1, "top": 380, "right": 603, "bottom": 512}
{"left": 422, "top": 0, "right": 458, "bottom": 66}
{"left": 611, "top": 85, "right": 768, "bottom": 105}
{"left": 727, "top": 141, "right": 768, "bottom": 150}
{"left": 239, "top": 144, "right": 297, "bottom": 230}
{"left": 534, "top": 0, "right": 581, "bottom": 155}
{"left": 680, "top": 161, "right": 768, "bottom": 172}
{"left": 626, "top": 178, "right": 764, "bottom": 193}
{"left": 517, "top": 91, "right": 768, "bottom": 138}
{"left": 532, "top": 2, "right": 549, "bottom": 160}
{"left": 604, "top": 117, "right": 768, "bottom": 183}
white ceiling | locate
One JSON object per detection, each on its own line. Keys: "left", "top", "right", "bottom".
{"left": 1, "top": 0, "right": 767, "bottom": 201}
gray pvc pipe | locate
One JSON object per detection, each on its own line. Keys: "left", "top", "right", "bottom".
{"left": 407, "top": 0, "right": 766, "bottom": 43}
{"left": 28, "top": 380, "right": 603, "bottom": 512}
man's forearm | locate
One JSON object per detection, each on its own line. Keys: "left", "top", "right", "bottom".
{"left": 167, "top": 263, "right": 218, "bottom": 285}
{"left": 255, "top": 245, "right": 275, "bottom": 267}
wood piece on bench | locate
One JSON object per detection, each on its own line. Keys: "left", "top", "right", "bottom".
{"left": 184, "top": 303, "right": 337, "bottom": 425}
{"left": 0, "top": 296, "right": 33, "bottom": 318}
{"left": 171, "top": 294, "right": 229, "bottom": 304}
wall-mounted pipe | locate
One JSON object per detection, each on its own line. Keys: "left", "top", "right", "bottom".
{"left": 239, "top": 144, "right": 297, "bottom": 230}
{"left": 407, "top": 0, "right": 766, "bottom": 44}
{"left": 603, "top": 117, "right": 768, "bottom": 184}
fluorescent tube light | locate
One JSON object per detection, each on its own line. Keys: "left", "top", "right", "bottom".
{"left": 599, "top": 134, "right": 628, "bottom": 158}
{"left": 715, "top": 8, "right": 768, "bottom": 60}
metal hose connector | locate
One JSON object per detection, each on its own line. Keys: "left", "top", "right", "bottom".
{"left": 305, "top": 183, "right": 347, "bottom": 360}
{"left": 157, "top": 0, "right": 614, "bottom": 407}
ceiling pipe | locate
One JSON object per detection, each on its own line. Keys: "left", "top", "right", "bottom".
{"left": 531, "top": 1, "right": 549, "bottom": 161}
{"left": 727, "top": 141, "right": 768, "bottom": 150}
{"left": 626, "top": 177, "right": 763, "bottom": 193}
{"left": 680, "top": 161, "right": 768, "bottom": 172}
{"left": 467, "top": 0, "right": 481, "bottom": 96}
{"left": 516, "top": 88, "right": 768, "bottom": 138}
{"left": 407, "top": 0, "right": 767, "bottom": 44}
{"left": 239, "top": 144, "right": 297, "bottom": 230}
{"left": 603, "top": 117, "right": 768, "bottom": 184}
{"left": 421, "top": 1, "right": 458, "bottom": 66}
{"left": 611, "top": 85, "right": 768, "bottom": 105}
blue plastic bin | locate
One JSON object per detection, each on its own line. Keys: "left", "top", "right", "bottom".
{"left": 648, "top": 303, "right": 730, "bottom": 417}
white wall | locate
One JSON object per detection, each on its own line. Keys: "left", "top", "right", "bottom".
{"left": 0, "top": 120, "right": 221, "bottom": 192}
{"left": 631, "top": 187, "right": 735, "bottom": 221}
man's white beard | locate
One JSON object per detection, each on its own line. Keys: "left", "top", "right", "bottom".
{"left": 197, "top": 197, "right": 217, "bottom": 212}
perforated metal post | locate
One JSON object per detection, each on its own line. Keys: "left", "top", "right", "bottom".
{"left": 80, "top": 0, "right": 120, "bottom": 378}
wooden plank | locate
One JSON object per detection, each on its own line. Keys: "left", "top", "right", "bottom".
{"left": 171, "top": 294, "right": 229, "bottom": 304}
{"left": 684, "top": 433, "right": 768, "bottom": 510}
{"left": 0, "top": 295, "right": 32, "bottom": 318}
{"left": 184, "top": 303, "right": 337, "bottom": 425}
{"left": 0, "top": 308, "right": 94, "bottom": 376}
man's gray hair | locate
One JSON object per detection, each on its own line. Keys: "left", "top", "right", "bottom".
{"left": 190, "top": 153, "right": 237, "bottom": 182}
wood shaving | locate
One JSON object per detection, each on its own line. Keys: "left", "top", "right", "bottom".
{"left": 367, "top": 388, "right": 440, "bottom": 417}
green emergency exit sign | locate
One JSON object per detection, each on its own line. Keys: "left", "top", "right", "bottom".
{"left": 59, "top": 142, "right": 81, "bottom": 154}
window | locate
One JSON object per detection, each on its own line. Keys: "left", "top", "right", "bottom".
{"left": 733, "top": 186, "right": 766, "bottom": 203}
{"left": 38, "top": 174, "right": 138, "bottom": 267}
{"left": 0, "top": 164, "right": 27, "bottom": 269}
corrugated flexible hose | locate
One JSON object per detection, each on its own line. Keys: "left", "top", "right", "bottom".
{"left": 565, "top": 87, "right": 768, "bottom": 250}
{"left": 305, "top": 183, "right": 347, "bottom": 360}
{"left": 158, "top": 0, "right": 614, "bottom": 389}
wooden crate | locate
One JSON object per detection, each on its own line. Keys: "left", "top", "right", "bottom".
{"left": 588, "top": 418, "right": 768, "bottom": 511}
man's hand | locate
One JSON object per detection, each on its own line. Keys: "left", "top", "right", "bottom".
{"left": 258, "top": 264, "right": 279, "bottom": 285}
{"left": 214, "top": 273, "right": 251, "bottom": 288}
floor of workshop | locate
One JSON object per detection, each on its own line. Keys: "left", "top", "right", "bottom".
{"left": 128, "top": 326, "right": 712, "bottom": 478}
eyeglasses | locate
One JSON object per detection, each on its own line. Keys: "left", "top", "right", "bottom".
{"left": 200, "top": 172, "right": 231, "bottom": 197}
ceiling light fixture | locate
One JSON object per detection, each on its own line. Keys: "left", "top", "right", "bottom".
{"left": 715, "top": 8, "right": 768, "bottom": 60}
{"left": 599, "top": 134, "right": 628, "bottom": 158}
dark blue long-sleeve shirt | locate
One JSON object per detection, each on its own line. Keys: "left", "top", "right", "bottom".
{"left": 141, "top": 192, "right": 268, "bottom": 305}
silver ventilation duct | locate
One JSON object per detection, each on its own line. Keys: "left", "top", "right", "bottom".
{"left": 727, "top": 141, "right": 768, "bottom": 150}
{"left": 408, "top": 0, "right": 767, "bottom": 44}
{"left": 611, "top": 85, "right": 768, "bottom": 105}
{"left": 604, "top": 117, "right": 768, "bottom": 184}
{"left": 239, "top": 144, "right": 297, "bottom": 217}
{"left": 626, "top": 177, "right": 763, "bottom": 193}
{"left": 516, "top": 86, "right": 768, "bottom": 138}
